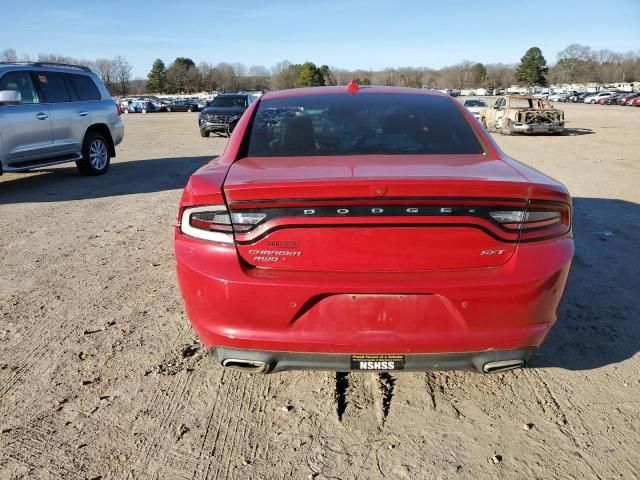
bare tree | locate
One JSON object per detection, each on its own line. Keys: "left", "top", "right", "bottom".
{"left": 94, "top": 58, "right": 116, "bottom": 93}
{"left": 113, "top": 55, "right": 132, "bottom": 96}
{"left": 271, "top": 60, "right": 298, "bottom": 89}
{"left": 248, "top": 65, "right": 270, "bottom": 90}
{"left": 1, "top": 49, "right": 18, "bottom": 62}
{"left": 198, "top": 62, "right": 217, "bottom": 92}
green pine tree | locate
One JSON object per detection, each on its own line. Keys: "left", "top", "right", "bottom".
{"left": 296, "top": 62, "right": 325, "bottom": 87}
{"left": 515, "top": 47, "right": 549, "bottom": 86}
{"left": 147, "top": 59, "right": 167, "bottom": 93}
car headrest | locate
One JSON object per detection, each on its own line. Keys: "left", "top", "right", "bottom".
{"left": 280, "top": 115, "right": 315, "bottom": 155}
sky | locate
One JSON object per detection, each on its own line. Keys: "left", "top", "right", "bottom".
{"left": 1, "top": 0, "right": 639, "bottom": 78}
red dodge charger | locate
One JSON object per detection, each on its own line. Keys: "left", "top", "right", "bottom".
{"left": 175, "top": 85, "right": 574, "bottom": 374}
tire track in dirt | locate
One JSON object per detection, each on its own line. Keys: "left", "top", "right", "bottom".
{"left": 124, "top": 323, "right": 199, "bottom": 479}
{"left": 527, "top": 369, "right": 607, "bottom": 480}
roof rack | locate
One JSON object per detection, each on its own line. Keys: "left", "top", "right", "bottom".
{"left": 0, "top": 61, "right": 92, "bottom": 72}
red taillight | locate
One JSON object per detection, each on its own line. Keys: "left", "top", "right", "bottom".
{"left": 489, "top": 201, "right": 571, "bottom": 241}
{"left": 180, "top": 205, "right": 234, "bottom": 243}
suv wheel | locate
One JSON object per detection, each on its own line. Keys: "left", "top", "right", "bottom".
{"left": 76, "top": 132, "right": 110, "bottom": 175}
{"left": 200, "top": 130, "right": 210, "bottom": 138}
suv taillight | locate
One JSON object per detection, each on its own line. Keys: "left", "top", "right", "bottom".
{"left": 489, "top": 201, "right": 571, "bottom": 241}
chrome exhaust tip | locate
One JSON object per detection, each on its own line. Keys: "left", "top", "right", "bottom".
{"left": 221, "top": 358, "right": 270, "bottom": 373}
{"left": 482, "top": 359, "right": 525, "bottom": 373}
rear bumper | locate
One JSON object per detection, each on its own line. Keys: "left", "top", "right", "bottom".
{"left": 212, "top": 346, "right": 535, "bottom": 373}
{"left": 176, "top": 232, "right": 573, "bottom": 359}
{"left": 111, "top": 120, "right": 125, "bottom": 147}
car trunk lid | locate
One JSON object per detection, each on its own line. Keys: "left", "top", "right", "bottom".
{"left": 223, "top": 154, "right": 532, "bottom": 271}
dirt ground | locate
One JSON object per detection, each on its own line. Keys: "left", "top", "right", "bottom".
{"left": 1, "top": 102, "right": 639, "bottom": 480}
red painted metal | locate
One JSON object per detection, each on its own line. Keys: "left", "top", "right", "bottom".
{"left": 174, "top": 86, "right": 574, "bottom": 363}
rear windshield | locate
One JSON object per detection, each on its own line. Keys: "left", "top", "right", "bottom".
{"left": 211, "top": 96, "right": 247, "bottom": 108}
{"left": 247, "top": 93, "right": 483, "bottom": 157}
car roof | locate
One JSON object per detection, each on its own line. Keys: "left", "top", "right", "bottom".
{"left": 0, "top": 62, "right": 94, "bottom": 76}
{"left": 262, "top": 85, "right": 449, "bottom": 100}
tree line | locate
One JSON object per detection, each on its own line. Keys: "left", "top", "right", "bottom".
{"left": 1, "top": 48, "right": 133, "bottom": 95}
{"left": 2, "top": 45, "right": 639, "bottom": 96}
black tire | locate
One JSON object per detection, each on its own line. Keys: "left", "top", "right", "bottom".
{"left": 76, "top": 132, "right": 111, "bottom": 176}
{"left": 200, "top": 130, "right": 210, "bottom": 138}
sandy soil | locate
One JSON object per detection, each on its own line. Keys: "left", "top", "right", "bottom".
{"left": 1, "top": 103, "right": 639, "bottom": 479}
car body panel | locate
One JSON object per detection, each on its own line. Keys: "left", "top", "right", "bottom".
{"left": 175, "top": 233, "right": 573, "bottom": 353}
{"left": 0, "top": 103, "right": 53, "bottom": 164}
{"left": 175, "top": 86, "right": 574, "bottom": 371}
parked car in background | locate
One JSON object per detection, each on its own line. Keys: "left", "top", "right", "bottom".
{"left": 602, "top": 93, "right": 626, "bottom": 105}
{"left": 176, "top": 85, "right": 574, "bottom": 374}
{"left": 558, "top": 92, "right": 577, "bottom": 102}
{"left": 198, "top": 93, "right": 256, "bottom": 137}
{"left": 569, "top": 92, "right": 589, "bottom": 103}
{"left": 617, "top": 93, "right": 639, "bottom": 105}
{"left": 480, "top": 95, "right": 564, "bottom": 135}
{"left": 167, "top": 99, "right": 198, "bottom": 112}
{"left": 462, "top": 98, "right": 487, "bottom": 120}
{"left": 119, "top": 97, "right": 135, "bottom": 111}
{"left": 630, "top": 97, "right": 640, "bottom": 107}
{"left": 0, "top": 61, "right": 124, "bottom": 175}
{"left": 583, "top": 92, "right": 615, "bottom": 104}
{"left": 127, "top": 100, "right": 159, "bottom": 114}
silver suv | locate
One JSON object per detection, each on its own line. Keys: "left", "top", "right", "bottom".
{"left": 0, "top": 62, "right": 124, "bottom": 175}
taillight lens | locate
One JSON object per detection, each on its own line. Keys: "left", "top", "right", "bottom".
{"left": 180, "top": 205, "right": 234, "bottom": 243}
{"left": 490, "top": 202, "right": 571, "bottom": 241}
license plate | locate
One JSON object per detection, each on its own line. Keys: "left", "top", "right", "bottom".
{"left": 350, "top": 354, "right": 405, "bottom": 371}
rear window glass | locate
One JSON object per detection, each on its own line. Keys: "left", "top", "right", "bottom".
{"left": 464, "top": 99, "right": 486, "bottom": 107}
{"left": 66, "top": 74, "right": 100, "bottom": 101}
{"left": 247, "top": 93, "right": 483, "bottom": 157}
{"left": 36, "top": 72, "right": 71, "bottom": 103}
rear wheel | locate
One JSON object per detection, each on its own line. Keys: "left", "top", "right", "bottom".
{"left": 200, "top": 130, "right": 210, "bottom": 138}
{"left": 76, "top": 132, "right": 110, "bottom": 176}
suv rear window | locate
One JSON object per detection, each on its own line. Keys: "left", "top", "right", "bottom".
{"left": 66, "top": 74, "right": 100, "bottom": 101}
{"left": 36, "top": 72, "right": 71, "bottom": 103}
{"left": 247, "top": 93, "right": 483, "bottom": 157}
